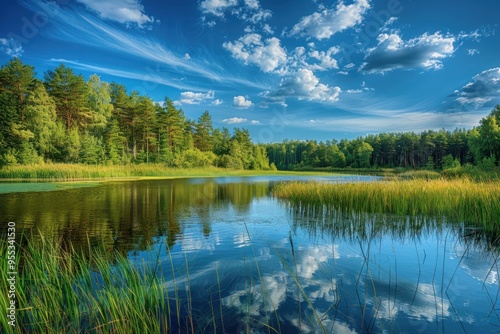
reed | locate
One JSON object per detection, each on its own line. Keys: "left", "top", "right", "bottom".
{"left": 0, "top": 235, "right": 176, "bottom": 333}
{"left": 1, "top": 232, "right": 311, "bottom": 333}
{"left": 273, "top": 178, "right": 500, "bottom": 231}
{"left": 0, "top": 163, "right": 336, "bottom": 180}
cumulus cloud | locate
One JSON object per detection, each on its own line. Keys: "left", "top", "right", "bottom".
{"left": 244, "top": 0, "right": 259, "bottom": 10}
{"left": 308, "top": 47, "right": 340, "bottom": 71}
{"left": 212, "top": 99, "right": 223, "bottom": 105}
{"left": 223, "top": 33, "right": 287, "bottom": 73}
{"left": 200, "top": 0, "right": 238, "bottom": 17}
{"left": 179, "top": 90, "right": 215, "bottom": 104}
{"left": 455, "top": 68, "right": 500, "bottom": 108}
{"left": 0, "top": 38, "right": 23, "bottom": 57}
{"left": 271, "top": 68, "right": 341, "bottom": 103}
{"left": 201, "top": 0, "right": 271, "bottom": 23}
{"left": 233, "top": 95, "right": 254, "bottom": 108}
{"left": 250, "top": 120, "right": 262, "bottom": 125}
{"left": 222, "top": 117, "right": 248, "bottom": 124}
{"left": 76, "top": 0, "right": 154, "bottom": 27}
{"left": 361, "top": 32, "right": 456, "bottom": 74}
{"left": 290, "top": 0, "right": 371, "bottom": 40}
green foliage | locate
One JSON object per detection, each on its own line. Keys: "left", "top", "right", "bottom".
{"left": 0, "top": 59, "right": 275, "bottom": 171}
{"left": 2, "top": 58, "right": 500, "bottom": 174}
{"left": 442, "top": 154, "right": 460, "bottom": 170}
{"left": 173, "top": 148, "right": 216, "bottom": 168}
{"left": 44, "top": 64, "right": 91, "bottom": 129}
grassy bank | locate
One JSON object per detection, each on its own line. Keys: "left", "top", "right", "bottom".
{"left": 0, "top": 163, "right": 341, "bottom": 180}
{"left": 274, "top": 178, "right": 500, "bottom": 231}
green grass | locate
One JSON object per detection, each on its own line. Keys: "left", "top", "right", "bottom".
{"left": 273, "top": 178, "right": 500, "bottom": 231}
{"left": 0, "top": 233, "right": 326, "bottom": 334}
{"left": 0, "top": 163, "right": 339, "bottom": 180}
{"left": 0, "top": 236, "right": 174, "bottom": 333}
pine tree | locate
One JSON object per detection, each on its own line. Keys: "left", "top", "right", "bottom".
{"left": 194, "top": 111, "right": 214, "bottom": 152}
{"left": 44, "top": 64, "right": 91, "bottom": 130}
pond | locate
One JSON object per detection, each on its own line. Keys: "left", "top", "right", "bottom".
{"left": 1, "top": 175, "right": 499, "bottom": 333}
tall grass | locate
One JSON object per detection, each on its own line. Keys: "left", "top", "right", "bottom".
{"left": 0, "top": 163, "right": 337, "bottom": 180}
{"left": 0, "top": 233, "right": 317, "bottom": 333}
{"left": 0, "top": 235, "right": 173, "bottom": 333}
{"left": 0, "top": 163, "right": 236, "bottom": 180}
{"left": 273, "top": 178, "right": 500, "bottom": 231}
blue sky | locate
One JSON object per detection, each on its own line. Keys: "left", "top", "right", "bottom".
{"left": 1, "top": 0, "right": 499, "bottom": 142}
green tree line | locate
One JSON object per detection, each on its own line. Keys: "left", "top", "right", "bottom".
{"left": 1, "top": 58, "right": 498, "bottom": 171}
{"left": 0, "top": 58, "right": 274, "bottom": 170}
{"left": 264, "top": 107, "right": 500, "bottom": 170}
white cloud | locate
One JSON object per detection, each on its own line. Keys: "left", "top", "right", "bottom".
{"left": 244, "top": 0, "right": 259, "bottom": 10}
{"left": 49, "top": 58, "right": 198, "bottom": 91}
{"left": 455, "top": 68, "right": 500, "bottom": 108}
{"left": 200, "top": 0, "right": 238, "bottom": 17}
{"left": 247, "top": 8, "right": 272, "bottom": 23}
{"left": 23, "top": 1, "right": 267, "bottom": 90}
{"left": 361, "top": 32, "right": 456, "bottom": 74}
{"left": 262, "top": 24, "right": 274, "bottom": 35}
{"left": 468, "top": 49, "right": 480, "bottom": 56}
{"left": 250, "top": 120, "right": 262, "bottom": 125}
{"left": 0, "top": 38, "right": 23, "bottom": 57}
{"left": 184, "top": 53, "right": 191, "bottom": 59}
{"left": 212, "top": 99, "right": 223, "bottom": 105}
{"left": 298, "top": 110, "right": 485, "bottom": 133}
{"left": 272, "top": 68, "right": 341, "bottom": 103}
{"left": 290, "top": 0, "right": 371, "bottom": 40}
{"left": 179, "top": 90, "right": 215, "bottom": 104}
{"left": 233, "top": 95, "right": 254, "bottom": 108}
{"left": 223, "top": 33, "right": 287, "bottom": 73}
{"left": 201, "top": 0, "right": 271, "bottom": 23}
{"left": 347, "top": 89, "right": 362, "bottom": 94}
{"left": 308, "top": 47, "right": 340, "bottom": 71}
{"left": 75, "top": 0, "right": 153, "bottom": 27}
{"left": 222, "top": 117, "right": 248, "bottom": 124}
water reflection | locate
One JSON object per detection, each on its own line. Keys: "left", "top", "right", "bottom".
{"left": 1, "top": 176, "right": 499, "bottom": 333}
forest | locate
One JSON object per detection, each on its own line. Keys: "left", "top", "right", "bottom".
{"left": 0, "top": 57, "right": 499, "bottom": 172}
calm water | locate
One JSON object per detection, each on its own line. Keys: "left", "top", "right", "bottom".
{"left": 1, "top": 176, "right": 499, "bottom": 333}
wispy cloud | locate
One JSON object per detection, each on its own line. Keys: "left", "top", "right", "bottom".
{"left": 361, "top": 32, "right": 456, "bottom": 74}
{"left": 0, "top": 38, "right": 24, "bottom": 57}
{"left": 467, "top": 49, "right": 480, "bottom": 56}
{"left": 48, "top": 58, "right": 198, "bottom": 91}
{"left": 21, "top": 0, "right": 267, "bottom": 90}
{"left": 290, "top": 0, "right": 371, "bottom": 40}
{"left": 75, "top": 0, "right": 154, "bottom": 27}
{"left": 200, "top": 0, "right": 271, "bottom": 24}
{"left": 304, "top": 109, "right": 484, "bottom": 133}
